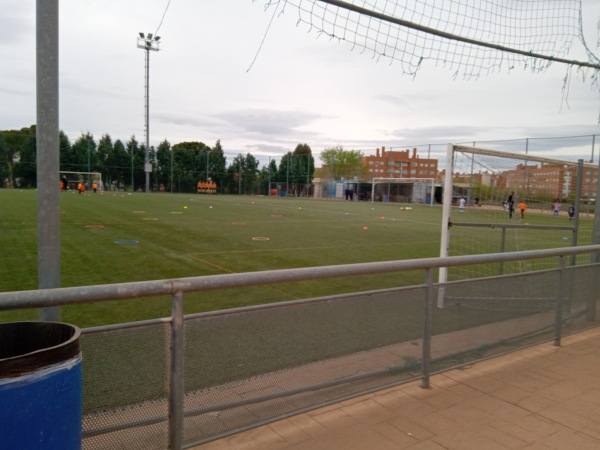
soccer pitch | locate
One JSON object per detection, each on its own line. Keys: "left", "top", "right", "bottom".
{"left": 0, "top": 190, "right": 443, "bottom": 326}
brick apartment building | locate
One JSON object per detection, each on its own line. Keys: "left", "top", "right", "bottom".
{"left": 501, "top": 163, "right": 598, "bottom": 200}
{"left": 363, "top": 147, "right": 438, "bottom": 180}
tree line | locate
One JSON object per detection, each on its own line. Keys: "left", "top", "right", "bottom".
{"left": 0, "top": 126, "right": 316, "bottom": 195}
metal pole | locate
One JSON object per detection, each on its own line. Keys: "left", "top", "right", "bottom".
{"left": 587, "top": 147, "right": 600, "bottom": 321}
{"left": 168, "top": 291, "right": 185, "bottom": 449}
{"left": 145, "top": 46, "right": 150, "bottom": 193}
{"left": 137, "top": 33, "right": 160, "bottom": 193}
{"left": 170, "top": 147, "right": 173, "bottom": 193}
{"left": 499, "top": 226, "right": 506, "bottom": 275}
{"left": 571, "top": 160, "right": 583, "bottom": 267}
{"left": 437, "top": 143, "right": 455, "bottom": 308}
{"left": 37, "top": 0, "right": 61, "bottom": 321}
{"left": 421, "top": 268, "right": 433, "bottom": 388}
{"left": 554, "top": 256, "right": 565, "bottom": 346}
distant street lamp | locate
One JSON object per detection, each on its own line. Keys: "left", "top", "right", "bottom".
{"left": 137, "top": 32, "right": 161, "bottom": 193}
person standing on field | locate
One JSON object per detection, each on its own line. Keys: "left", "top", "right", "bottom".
{"left": 568, "top": 205, "right": 575, "bottom": 221}
{"left": 507, "top": 191, "right": 515, "bottom": 218}
{"left": 459, "top": 197, "right": 466, "bottom": 212}
{"left": 553, "top": 201, "right": 561, "bottom": 216}
{"left": 518, "top": 201, "right": 527, "bottom": 219}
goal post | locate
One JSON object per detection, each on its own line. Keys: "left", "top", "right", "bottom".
{"left": 437, "top": 144, "right": 595, "bottom": 308}
{"left": 370, "top": 177, "right": 436, "bottom": 206}
{"left": 60, "top": 171, "right": 104, "bottom": 192}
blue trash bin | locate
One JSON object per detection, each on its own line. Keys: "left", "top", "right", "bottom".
{"left": 0, "top": 321, "right": 82, "bottom": 450}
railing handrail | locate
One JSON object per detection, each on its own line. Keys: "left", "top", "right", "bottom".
{"left": 1, "top": 244, "right": 599, "bottom": 311}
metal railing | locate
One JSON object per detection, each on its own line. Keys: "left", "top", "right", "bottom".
{"left": 1, "top": 245, "right": 599, "bottom": 449}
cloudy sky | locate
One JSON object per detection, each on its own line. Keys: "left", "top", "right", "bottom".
{"left": 2, "top": 0, "right": 600, "bottom": 167}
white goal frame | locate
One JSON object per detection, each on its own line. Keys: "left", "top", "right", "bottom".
{"left": 370, "top": 177, "right": 435, "bottom": 206}
{"left": 60, "top": 171, "right": 104, "bottom": 191}
{"left": 437, "top": 143, "right": 594, "bottom": 308}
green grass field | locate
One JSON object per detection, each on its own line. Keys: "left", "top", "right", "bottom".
{"left": 0, "top": 190, "right": 443, "bottom": 327}
{"left": 2, "top": 189, "right": 594, "bottom": 328}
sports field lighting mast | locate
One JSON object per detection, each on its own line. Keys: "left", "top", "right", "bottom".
{"left": 137, "top": 32, "right": 161, "bottom": 193}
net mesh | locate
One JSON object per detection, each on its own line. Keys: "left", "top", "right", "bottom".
{"left": 78, "top": 265, "right": 599, "bottom": 447}
{"left": 261, "top": 0, "right": 598, "bottom": 82}
{"left": 445, "top": 146, "right": 597, "bottom": 280}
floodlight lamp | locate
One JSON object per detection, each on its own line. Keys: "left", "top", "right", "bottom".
{"left": 147, "top": 33, "right": 153, "bottom": 39}
{"left": 155, "top": 36, "right": 161, "bottom": 41}
{"left": 139, "top": 32, "right": 144, "bottom": 38}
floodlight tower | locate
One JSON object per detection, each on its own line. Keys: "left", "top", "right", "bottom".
{"left": 137, "top": 32, "right": 161, "bottom": 193}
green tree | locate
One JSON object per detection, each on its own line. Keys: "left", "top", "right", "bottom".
{"left": 172, "top": 141, "right": 209, "bottom": 193}
{"left": 105, "top": 139, "right": 129, "bottom": 190}
{"left": 320, "top": 146, "right": 365, "bottom": 181}
{"left": 0, "top": 132, "right": 6, "bottom": 187}
{"left": 126, "top": 136, "right": 142, "bottom": 191}
{"left": 226, "top": 153, "right": 260, "bottom": 194}
{"left": 291, "top": 143, "right": 315, "bottom": 196}
{"left": 155, "top": 139, "right": 172, "bottom": 191}
{"left": 97, "top": 134, "right": 113, "bottom": 173}
{"left": 70, "top": 133, "right": 98, "bottom": 186}
{"left": 14, "top": 133, "right": 37, "bottom": 188}
{"left": 4, "top": 126, "right": 36, "bottom": 187}
{"left": 208, "top": 140, "right": 227, "bottom": 193}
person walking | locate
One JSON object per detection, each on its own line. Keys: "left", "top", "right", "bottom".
{"left": 568, "top": 205, "right": 575, "bottom": 221}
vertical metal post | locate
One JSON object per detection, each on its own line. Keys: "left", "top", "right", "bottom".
{"left": 437, "top": 143, "right": 455, "bottom": 308}
{"left": 169, "top": 291, "right": 185, "bottom": 449}
{"left": 587, "top": 147, "right": 600, "bottom": 321}
{"left": 499, "top": 226, "right": 507, "bottom": 275}
{"left": 570, "top": 160, "right": 583, "bottom": 266}
{"left": 37, "top": 0, "right": 61, "bottom": 321}
{"left": 144, "top": 47, "right": 151, "bottom": 193}
{"left": 554, "top": 256, "right": 565, "bottom": 346}
{"left": 421, "top": 268, "right": 434, "bottom": 388}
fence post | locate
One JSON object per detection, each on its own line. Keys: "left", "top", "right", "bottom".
{"left": 553, "top": 257, "right": 565, "bottom": 347}
{"left": 169, "top": 291, "right": 185, "bottom": 449}
{"left": 421, "top": 268, "right": 434, "bottom": 388}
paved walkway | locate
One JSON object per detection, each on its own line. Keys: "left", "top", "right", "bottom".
{"left": 196, "top": 326, "right": 600, "bottom": 450}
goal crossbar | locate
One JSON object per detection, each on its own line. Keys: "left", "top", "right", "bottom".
{"left": 452, "top": 145, "right": 596, "bottom": 169}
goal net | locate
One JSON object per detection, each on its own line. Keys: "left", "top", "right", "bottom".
{"left": 60, "top": 171, "right": 104, "bottom": 192}
{"left": 438, "top": 144, "right": 599, "bottom": 305}
{"left": 371, "top": 178, "right": 435, "bottom": 205}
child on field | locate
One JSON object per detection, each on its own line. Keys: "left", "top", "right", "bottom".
{"left": 518, "top": 201, "right": 527, "bottom": 219}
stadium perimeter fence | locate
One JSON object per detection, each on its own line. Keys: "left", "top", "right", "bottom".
{"left": 1, "top": 245, "right": 600, "bottom": 449}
